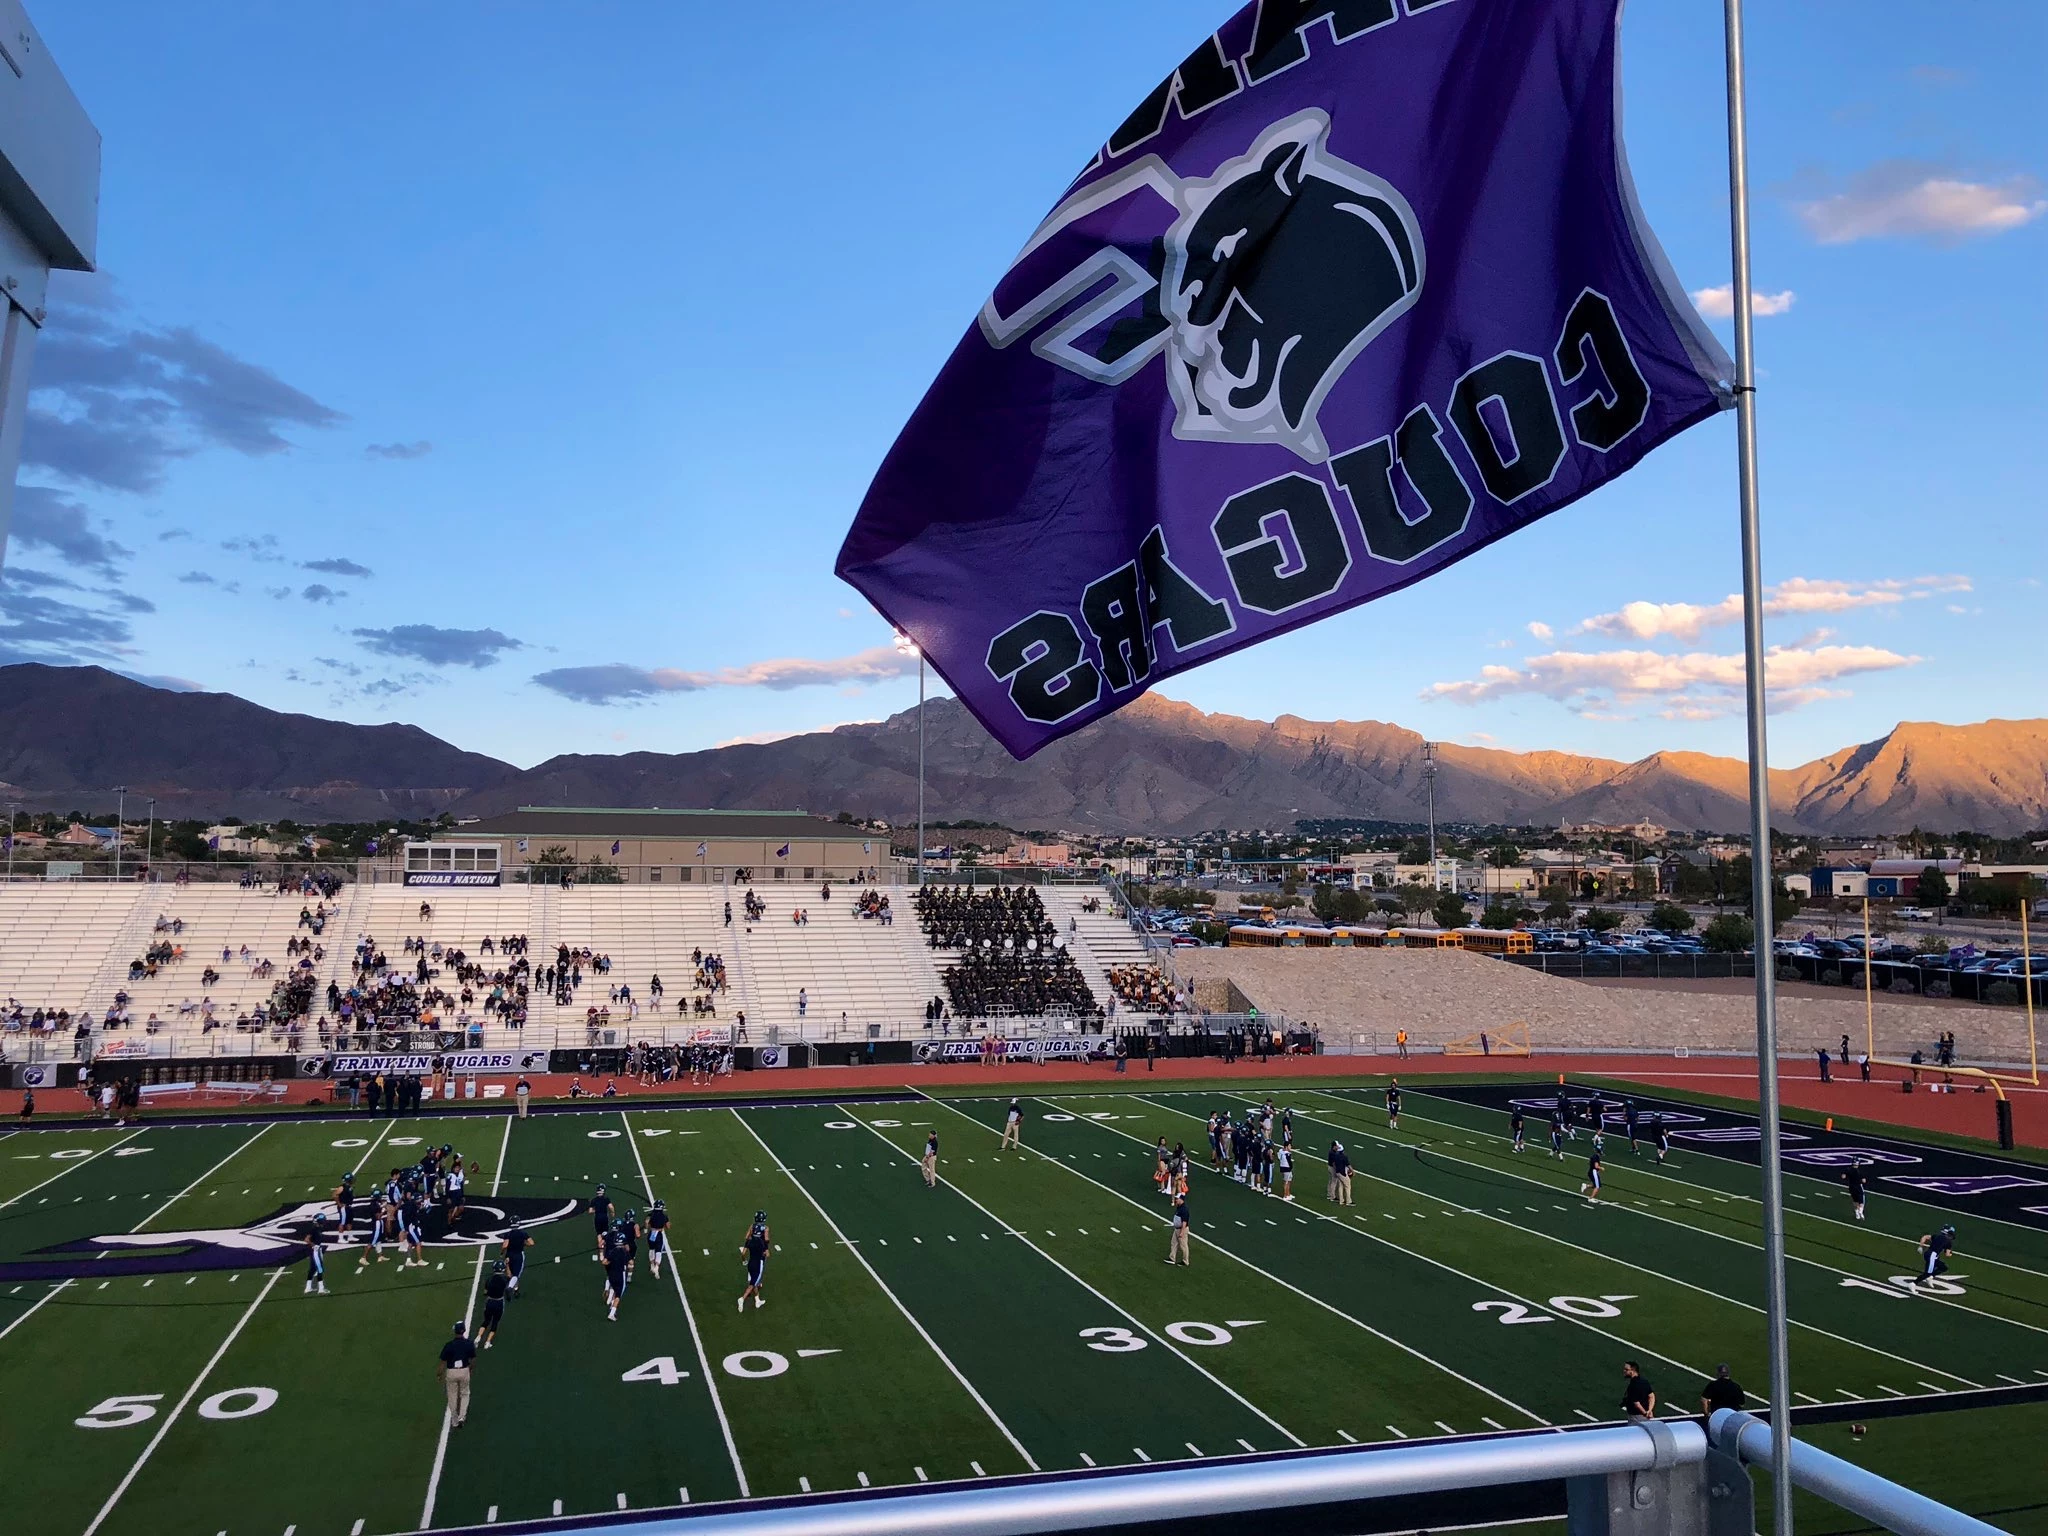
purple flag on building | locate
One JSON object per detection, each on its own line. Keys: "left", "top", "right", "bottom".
{"left": 838, "top": 0, "right": 1730, "bottom": 760}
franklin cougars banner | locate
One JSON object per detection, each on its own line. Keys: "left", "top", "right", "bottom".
{"left": 838, "top": 0, "right": 1731, "bottom": 758}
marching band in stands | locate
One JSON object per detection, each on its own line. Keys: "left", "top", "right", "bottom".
{"left": 914, "top": 884, "right": 1102, "bottom": 1021}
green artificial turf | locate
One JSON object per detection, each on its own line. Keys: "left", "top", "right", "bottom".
{"left": 0, "top": 1074, "right": 2042, "bottom": 1536}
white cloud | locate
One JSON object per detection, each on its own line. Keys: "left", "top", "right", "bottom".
{"left": 1423, "top": 642, "right": 1918, "bottom": 718}
{"left": 1690, "top": 285, "right": 1796, "bottom": 319}
{"left": 1526, "top": 621, "right": 1553, "bottom": 640}
{"left": 534, "top": 645, "right": 917, "bottom": 704}
{"left": 1578, "top": 575, "right": 1970, "bottom": 642}
{"left": 714, "top": 720, "right": 874, "bottom": 748}
{"left": 1795, "top": 161, "right": 2045, "bottom": 244}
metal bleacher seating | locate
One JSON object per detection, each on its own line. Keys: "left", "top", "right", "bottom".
{"left": 729, "top": 883, "right": 942, "bottom": 1038}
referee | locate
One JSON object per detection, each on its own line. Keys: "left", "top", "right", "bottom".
{"left": 438, "top": 1321, "right": 477, "bottom": 1428}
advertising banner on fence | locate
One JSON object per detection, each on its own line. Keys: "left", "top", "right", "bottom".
{"left": 914, "top": 1036, "right": 1107, "bottom": 1064}
{"left": 403, "top": 871, "right": 503, "bottom": 888}
{"left": 307, "top": 1050, "right": 550, "bottom": 1077}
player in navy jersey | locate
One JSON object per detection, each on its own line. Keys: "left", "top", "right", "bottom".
{"left": 645, "top": 1200, "right": 671, "bottom": 1276}
{"left": 500, "top": 1222, "right": 533, "bottom": 1294}
{"left": 1844, "top": 1160, "right": 1868, "bottom": 1221}
{"left": 1510, "top": 1106, "right": 1526, "bottom": 1153}
{"left": 589, "top": 1183, "right": 612, "bottom": 1260}
{"left": 303, "top": 1214, "right": 330, "bottom": 1295}
{"left": 1580, "top": 1140, "right": 1603, "bottom": 1202}
{"left": 479, "top": 1259, "right": 510, "bottom": 1347}
{"left": 602, "top": 1226, "right": 632, "bottom": 1321}
{"left": 739, "top": 1211, "right": 771, "bottom": 1311}
{"left": 1385, "top": 1079, "right": 1402, "bottom": 1129}
{"left": 1915, "top": 1224, "right": 1958, "bottom": 1287}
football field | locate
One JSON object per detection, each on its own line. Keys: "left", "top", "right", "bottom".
{"left": 2, "top": 1076, "right": 2045, "bottom": 1536}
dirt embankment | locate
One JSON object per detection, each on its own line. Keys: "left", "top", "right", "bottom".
{"left": 1169, "top": 948, "right": 2037, "bottom": 1065}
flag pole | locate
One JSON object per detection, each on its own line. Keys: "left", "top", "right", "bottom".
{"left": 1720, "top": 2, "right": 1794, "bottom": 1532}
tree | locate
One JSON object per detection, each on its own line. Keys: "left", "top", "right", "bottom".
{"left": 1311, "top": 884, "right": 1339, "bottom": 922}
{"left": 1916, "top": 865, "right": 1951, "bottom": 908}
{"left": 1583, "top": 907, "right": 1624, "bottom": 934}
{"left": 1432, "top": 890, "right": 1470, "bottom": 931}
{"left": 1648, "top": 902, "right": 1695, "bottom": 933}
{"left": 1541, "top": 898, "right": 1575, "bottom": 923}
{"left": 1702, "top": 914, "right": 1755, "bottom": 953}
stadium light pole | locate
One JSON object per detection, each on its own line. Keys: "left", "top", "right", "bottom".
{"left": 146, "top": 797, "right": 156, "bottom": 877}
{"left": 1422, "top": 742, "right": 1437, "bottom": 889}
{"left": 895, "top": 632, "right": 924, "bottom": 887}
{"left": 5, "top": 800, "right": 14, "bottom": 883}
{"left": 112, "top": 785, "right": 126, "bottom": 880}
{"left": 1720, "top": 3, "right": 1794, "bottom": 1533}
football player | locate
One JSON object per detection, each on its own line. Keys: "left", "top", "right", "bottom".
{"left": 738, "top": 1211, "right": 770, "bottom": 1311}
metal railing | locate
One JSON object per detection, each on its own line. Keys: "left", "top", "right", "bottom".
{"left": 474, "top": 1414, "right": 2000, "bottom": 1536}
{"left": 1711, "top": 1410, "right": 2000, "bottom": 1536}
{"left": 602, "top": 1421, "right": 1709, "bottom": 1536}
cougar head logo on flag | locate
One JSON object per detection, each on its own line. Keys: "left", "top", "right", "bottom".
{"left": 1164, "top": 112, "right": 1422, "bottom": 462}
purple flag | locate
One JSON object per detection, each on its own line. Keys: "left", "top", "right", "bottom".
{"left": 839, "top": 0, "right": 1730, "bottom": 759}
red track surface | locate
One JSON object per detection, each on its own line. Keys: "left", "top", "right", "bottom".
{"left": 22, "top": 1048, "right": 2046, "bottom": 1148}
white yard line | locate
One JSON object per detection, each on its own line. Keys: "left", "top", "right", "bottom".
{"left": 0, "top": 1277, "right": 72, "bottom": 1345}
{"left": 1398, "top": 1092, "right": 2048, "bottom": 1283}
{"left": 847, "top": 1106, "right": 1304, "bottom": 1449}
{"left": 83, "top": 1266, "right": 287, "bottom": 1536}
{"left": 624, "top": 1110, "right": 749, "bottom": 1497}
{"left": 1299, "top": 1090, "right": 2026, "bottom": 1361}
{"left": 920, "top": 1092, "right": 1547, "bottom": 1428}
{"left": 1092, "top": 1093, "right": 1718, "bottom": 1392}
{"left": 0, "top": 1126, "right": 146, "bottom": 1208}
{"left": 133, "top": 1123, "right": 272, "bottom": 1233}
{"left": 1271, "top": 1093, "right": 1979, "bottom": 1389}
{"left": 418, "top": 1113, "right": 514, "bottom": 1530}
{"left": 729, "top": 1108, "right": 1038, "bottom": 1471}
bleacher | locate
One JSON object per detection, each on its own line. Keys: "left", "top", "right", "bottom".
{"left": 732, "top": 884, "right": 941, "bottom": 1037}
{"left": 90, "top": 883, "right": 347, "bottom": 1035}
{"left": 535, "top": 885, "right": 737, "bottom": 1041}
{"left": 0, "top": 883, "right": 144, "bottom": 1028}
{"left": 1041, "top": 887, "right": 1153, "bottom": 1003}
{"left": 1, "top": 878, "right": 1130, "bottom": 1058}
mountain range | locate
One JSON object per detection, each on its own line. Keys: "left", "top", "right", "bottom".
{"left": 3, "top": 664, "right": 2045, "bottom": 836}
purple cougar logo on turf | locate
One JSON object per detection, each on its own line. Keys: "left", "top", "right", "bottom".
{"left": 1163, "top": 111, "right": 1424, "bottom": 462}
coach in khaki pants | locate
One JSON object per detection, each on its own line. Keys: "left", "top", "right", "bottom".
{"left": 439, "top": 1321, "right": 476, "bottom": 1427}
{"left": 515, "top": 1075, "right": 531, "bottom": 1118}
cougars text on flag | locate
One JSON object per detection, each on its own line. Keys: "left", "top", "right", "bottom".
{"left": 837, "top": 0, "right": 1731, "bottom": 758}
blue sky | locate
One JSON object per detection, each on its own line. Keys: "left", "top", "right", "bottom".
{"left": 6, "top": 1, "right": 2041, "bottom": 772}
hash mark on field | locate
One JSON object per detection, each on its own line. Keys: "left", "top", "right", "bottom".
{"left": 1918, "top": 1382, "right": 1947, "bottom": 1394}
{"left": 914, "top": 1466, "right": 928, "bottom": 1481}
{"left": 1078, "top": 1453, "right": 1096, "bottom": 1467}
{"left": 1835, "top": 1388, "right": 1860, "bottom": 1399}
{"left": 971, "top": 1461, "right": 986, "bottom": 1476}
{"left": 1133, "top": 1448, "right": 1152, "bottom": 1463}
{"left": 352, "top": 1521, "right": 366, "bottom": 1535}
{"left": 1435, "top": 1421, "right": 1457, "bottom": 1435}
{"left": 1385, "top": 1425, "right": 1407, "bottom": 1438}
{"left": 680, "top": 1487, "right": 690, "bottom": 1504}
{"left": 1996, "top": 1374, "right": 2028, "bottom": 1386}
{"left": 1186, "top": 1442, "right": 1204, "bottom": 1457}
{"left": 1336, "top": 1430, "right": 1358, "bottom": 1444}
{"left": 1573, "top": 1410, "right": 1599, "bottom": 1423}
{"left": 857, "top": 1473, "right": 870, "bottom": 1488}
{"left": 799, "top": 1477, "right": 811, "bottom": 1493}
{"left": 1796, "top": 1392, "right": 1823, "bottom": 1404}
{"left": 1482, "top": 1417, "right": 1505, "bottom": 1429}
{"left": 616, "top": 1493, "right": 628, "bottom": 1509}
{"left": 553, "top": 1499, "right": 563, "bottom": 1516}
